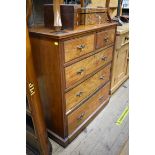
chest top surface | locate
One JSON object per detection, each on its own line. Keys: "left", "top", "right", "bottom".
{"left": 29, "top": 23, "right": 117, "bottom": 39}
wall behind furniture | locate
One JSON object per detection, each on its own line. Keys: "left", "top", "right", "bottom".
{"left": 28, "top": 0, "right": 52, "bottom": 27}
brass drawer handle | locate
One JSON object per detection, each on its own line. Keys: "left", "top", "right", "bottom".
{"left": 76, "top": 91, "right": 84, "bottom": 97}
{"left": 125, "top": 37, "right": 129, "bottom": 41}
{"left": 77, "top": 44, "right": 86, "bottom": 50}
{"left": 99, "top": 96, "right": 104, "bottom": 102}
{"left": 77, "top": 68, "right": 85, "bottom": 75}
{"left": 77, "top": 112, "right": 85, "bottom": 121}
{"left": 104, "top": 37, "right": 109, "bottom": 42}
{"left": 100, "top": 76, "right": 105, "bottom": 80}
{"left": 101, "top": 56, "right": 108, "bottom": 61}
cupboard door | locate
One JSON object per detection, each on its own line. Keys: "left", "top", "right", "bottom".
{"left": 114, "top": 44, "right": 128, "bottom": 84}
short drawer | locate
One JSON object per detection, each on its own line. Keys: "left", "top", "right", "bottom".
{"left": 96, "top": 28, "right": 115, "bottom": 49}
{"left": 65, "top": 64, "right": 111, "bottom": 112}
{"left": 116, "top": 32, "right": 129, "bottom": 49}
{"left": 64, "top": 34, "right": 95, "bottom": 62}
{"left": 67, "top": 82, "right": 110, "bottom": 135}
{"left": 65, "top": 47, "right": 113, "bottom": 88}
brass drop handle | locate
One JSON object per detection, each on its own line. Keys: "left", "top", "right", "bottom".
{"left": 100, "top": 75, "right": 105, "bottom": 80}
{"left": 99, "top": 96, "right": 104, "bottom": 102}
{"left": 76, "top": 91, "right": 84, "bottom": 97}
{"left": 101, "top": 56, "right": 108, "bottom": 61}
{"left": 104, "top": 36, "right": 109, "bottom": 42}
{"left": 77, "top": 44, "right": 86, "bottom": 50}
{"left": 77, "top": 112, "right": 85, "bottom": 121}
{"left": 125, "top": 37, "right": 129, "bottom": 40}
{"left": 77, "top": 68, "right": 85, "bottom": 75}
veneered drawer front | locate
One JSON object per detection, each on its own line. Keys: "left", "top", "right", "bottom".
{"left": 65, "top": 64, "right": 111, "bottom": 112}
{"left": 65, "top": 47, "right": 113, "bottom": 88}
{"left": 64, "top": 34, "right": 95, "bottom": 62}
{"left": 116, "top": 32, "right": 129, "bottom": 49}
{"left": 96, "top": 29, "right": 115, "bottom": 49}
{"left": 67, "top": 82, "right": 110, "bottom": 135}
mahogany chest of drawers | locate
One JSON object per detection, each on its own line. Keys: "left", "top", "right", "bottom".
{"left": 29, "top": 23, "right": 117, "bottom": 147}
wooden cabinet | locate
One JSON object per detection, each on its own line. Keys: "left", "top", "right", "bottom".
{"left": 26, "top": 99, "right": 52, "bottom": 155}
{"left": 26, "top": 25, "right": 52, "bottom": 155}
{"left": 111, "top": 24, "right": 129, "bottom": 94}
{"left": 29, "top": 23, "right": 117, "bottom": 147}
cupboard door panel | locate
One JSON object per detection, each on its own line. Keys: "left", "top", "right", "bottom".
{"left": 114, "top": 44, "right": 128, "bottom": 84}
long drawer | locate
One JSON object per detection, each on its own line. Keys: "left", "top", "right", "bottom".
{"left": 64, "top": 34, "right": 95, "bottom": 62}
{"left": 65, "top": 64, "right": 111, "bottom": 112}
{"left": 67, "top": 82, "right": 110, "bottom": 135}
{"left": 65, "top": 46, "right": 113, "bottom": 88}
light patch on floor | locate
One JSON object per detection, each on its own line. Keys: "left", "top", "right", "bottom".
{"left": 116, "top": 106, "right": 129, "bottom": 125}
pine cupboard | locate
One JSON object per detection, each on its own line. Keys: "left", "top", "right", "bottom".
{"left": 111, "top": 24, "right": 129, "bottom": 94}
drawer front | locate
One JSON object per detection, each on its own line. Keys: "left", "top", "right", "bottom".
{"left": 65, "top": 47, "right": 113, "bottom": 88}
{"left": 64, "top": 34, "right": 95, "bottom": 62}
{"left": 67, "top": 82, "right": 110, "bottom": 135}
{"left": 96, "top": 29, "right": 115, "bottom": 49}
{"left": 116, "top": 32, "right": 129, "bottom": 49}
{"left": 65, "top": 64, "right": 111, "bottom": 112}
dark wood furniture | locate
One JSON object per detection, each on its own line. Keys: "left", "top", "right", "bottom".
{"left": 44, "top": 4, "right": 111, "bottom": 30}
{"left": 111, "top": 23, "right": 129, "bottom": 93}
{"left": 29, "top": 22, "right": 117, "bottom": 147}
{"left": 26, "top": 101, "right": 52, "bottom": 155}
{"left": 26, "top": 24, "right": 52, "bottom": 154}
{"left": 44, "top": 4, "right": 81, "bottom": 30}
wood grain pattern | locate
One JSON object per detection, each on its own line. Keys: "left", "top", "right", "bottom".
{"left": 64, "top": 34, "right": 95, "bottom": 62}
{"left": 26, "top": 24, "right": 51, "bottom": 154}
{"left": 88, "top": 0, "right": 118, "bottom": 8}
{"left": 65, "top": 64, "right": 111, "bottom": 112}
{"left": 111, "top": 24, "right": 129, "bottom": 94}
{"left": 29, "top": 23, "right": 117, "bottom": 40}
{"left": 96, "top": 28, "right": 115, "bottom": 49}
{"left": 29, "top": 23, "right": 117, "bottom": 146}
{"left": 51, "top": 80, "right": 129, "bottom": 155}
{"left": 65, "top": 46, "right": 113, "bottom": 88}
{"left": 68, "top": 82, "right": 110, "bottom": 135}
{"left": 111, "top": 43, "right": 129, "bottom": 93}
{"left": 115, "top": 44, "right": 128, "bottom": 82}
{"left": 30, "top": 36, "right": 67, "bottom": 138}
{"left": 115, "top": 32, "right": 129, "bottom": 50}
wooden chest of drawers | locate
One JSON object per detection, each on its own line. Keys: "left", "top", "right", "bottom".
{"left": 111, "top": 24, "right": 129, "bottom": 94}
{"left": 29, "top": 23, "right": 117, "bottom": 147}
